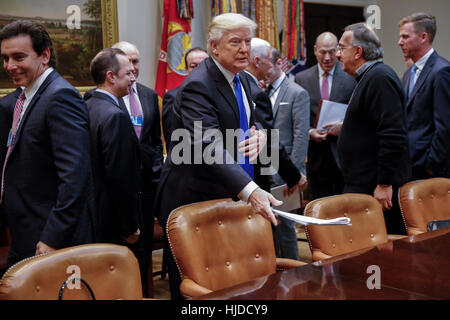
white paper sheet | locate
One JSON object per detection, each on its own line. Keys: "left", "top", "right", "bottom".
{"left": 316, "top": 100, "right": 349, "bottom": 131}
{"left": 272, "top": 208, "right": 352, "bottom": 226}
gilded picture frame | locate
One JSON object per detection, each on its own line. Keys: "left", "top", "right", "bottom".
{"left": 0, "top": 0, "right": 118, "bottom": 97}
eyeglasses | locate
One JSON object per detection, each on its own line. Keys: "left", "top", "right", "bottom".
{"left": 337, "top": 44, "right": 355, "bottom": 52}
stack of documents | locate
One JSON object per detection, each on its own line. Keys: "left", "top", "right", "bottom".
{"left": 272, "top": 208, "right": 351, "bottom": 226}
{"left": 315, "top": 100, "right": 348, "bottom": 131}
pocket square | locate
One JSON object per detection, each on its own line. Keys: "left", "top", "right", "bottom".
{"left": 279, "top": 102, "right": 289, "bottom": 105}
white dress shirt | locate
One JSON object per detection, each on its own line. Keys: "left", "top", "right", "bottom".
{"left": 19, "top": 67, "right": 54, "bottom": 126}
{"left": 318, "top": 63, "right": 336, "bottom": 98}
{"left": 122, "top": 82, "right": 144, "bottom": 119}
{"left": 211, "top": 58, "right": 258, "bottom": 202}
{"left": 412, "top": 48, "right": 434, "bottom": 84}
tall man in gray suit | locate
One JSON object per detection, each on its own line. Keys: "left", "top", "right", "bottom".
{"left": 267, "top": 48, "right": 310, "bottom": 260}
{"left": 295, "top": 32, "right": 356, "bottom": 200}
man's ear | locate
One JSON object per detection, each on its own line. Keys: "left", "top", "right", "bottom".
{"left": 40, "top": 48, "right": 51, "bottom": 66}
{"left": 354, "top": 46, "right": 363, "bottom": 60}
{"left": 210, "top": 40, "right": 219, "bottom": 56}
{"left": 105, "top": 70, "right": 115, "bottom": 84}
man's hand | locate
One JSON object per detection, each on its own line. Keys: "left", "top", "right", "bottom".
{"left": 248, "top": 188, "right": 282, "bottom": 226}
{"left": 298, "top": 173, "right": 308, "bottom": 192}
{"left": 35, "top": 241, "right": 56, "bottom": 256}
{"left": 310, "top": 129, "right": 328, "bottom": 142}
{"left": 373, "top": 184, "right": 393, "bottom": 211}
{"left": 238, "top": 126, "right": 267, "bottom": 161}
{"left": 123, "top": 228, "right": 141, "bottom": 244}
{"left": 322, "top": 121, "right": 342, "bottom": 136}
{"left": 284, "top": 183, "right": 297, "bottom": 197}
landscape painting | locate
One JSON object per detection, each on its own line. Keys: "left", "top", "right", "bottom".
{"left": 0, "top": 0, "right": 107, "bottom": 91}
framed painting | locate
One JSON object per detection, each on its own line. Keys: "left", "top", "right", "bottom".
{"left": 0, "top": 0, "right": 118, "bottom": 97}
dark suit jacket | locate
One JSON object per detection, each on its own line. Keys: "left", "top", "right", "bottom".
{"left": 155, "top": 57, "right": 259, "bottom": 226}
{"left": 295, "top": 62, "right": 356, "bottom": 173}
{"left": 402, "top": 51, "right": 450, "bottom": 178}
{"left": 337, "top": 62, "right": 411, "bottom": 189}
{"left": 0, "top": 88, "right": 21, "bottom": 167}
{"left": 86, "top": 84, "right": 163, "bottom": 242}
{"left": 240, "top": 71, "right": 301, "bottom": 189}
{"left": 162, "top": 87, "right": 178, "bottom": 148}
{"left": 86, "top": 90, "right": 141, "bottom": 243}
{"left": 1, "top": 71, "right": 95, "bottom": 264}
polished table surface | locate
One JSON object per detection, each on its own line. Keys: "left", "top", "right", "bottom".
{"left": 197, "top": 227, "right": 450, "bottom": 300}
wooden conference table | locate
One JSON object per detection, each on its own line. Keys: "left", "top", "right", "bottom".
{"left": 197, "top": 227, "right": 450, "bottom": 300}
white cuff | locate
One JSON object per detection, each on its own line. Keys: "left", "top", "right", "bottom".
{"left": 238, "top": 181, "right": 259, "bottom": 203}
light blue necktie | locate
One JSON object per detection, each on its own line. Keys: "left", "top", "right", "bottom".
{"left": 233, "top": 75, "right": 254, "bottom": 179}
{"left": 408, "top": 64, "right": 417, "bottom": 99}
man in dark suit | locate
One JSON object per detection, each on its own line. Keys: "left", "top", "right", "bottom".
{"left": 155, "top": 13, "right": 282, "bottom": 299}
{"left": 111, "top": 41, "right": 164, "bottom": 296}
{"left": 337, "top": 23, "right": 410, "bottom": 234}
{"left": 87, "top": 47, "right": 143, "bottom": 278}
{"left": 0, "top": 20, "right": 94, "bottom": 266}
{"left": 295, "top": 32, "right": 356, "bottom": 200}
{"left": 162, "top": 47, "right": 208, "bottom": 147}
{"left": 398, "top": 13, "right": 450, "bottom": 179}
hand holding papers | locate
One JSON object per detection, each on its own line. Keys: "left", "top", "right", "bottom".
{"left": 315, "top": 100, "right": 348, "bottom": 132}
{"left": 272, "top": 208, "right": 351, "bottom": 226}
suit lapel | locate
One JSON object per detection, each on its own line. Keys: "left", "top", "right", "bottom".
{"left": 329, "top": 62, "right": 343, "bottom": 101}
{"left": 207, "top": 58, "right": 240, "bottom": 124}
{"left": 136, "top": 83, "right": 152, "bottom": 141}
{"left": 273, "top": 77, "right": 288, "bottom": 118}
{"left": 406, "top": 52, "right": 437, "bottom": 109}
{"left": 11, "top": 70, "right": 58, "bottom": 153}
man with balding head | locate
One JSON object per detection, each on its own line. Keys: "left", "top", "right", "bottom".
{"left": 295, "top": 32, "right": 356, "bottom": 200}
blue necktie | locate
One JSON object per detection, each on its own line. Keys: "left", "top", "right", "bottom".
{"left": 408, "top": 65, "right": 417, "bottom": 99}
{"left": 233, "top": 75, "right": 254, "bottom": 179}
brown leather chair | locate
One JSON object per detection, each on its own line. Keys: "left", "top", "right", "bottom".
{"left": 399, "top": 178, "right": 450, "bottom": 236}
{"left": 0, "top": 244, "right": 143, "bottom": 300}
{"left": 304, "top": 193, "right": 403, "bottom": 262}
{"left": 167, "top": 198, "right": 305, "bottom": 298}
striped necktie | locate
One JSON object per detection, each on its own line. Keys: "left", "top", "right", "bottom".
{"left": 1, "top": 91, "right": 26, "bottom": 203}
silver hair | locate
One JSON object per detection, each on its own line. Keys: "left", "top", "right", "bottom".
{"left": 250, "top": 38, "right": 271, "bottom": 61}
{"left": 345, "top": 22, "right": 383, "bottom": 61}
{"left": 207, "top": 13, "right": 257, "bottom": 53}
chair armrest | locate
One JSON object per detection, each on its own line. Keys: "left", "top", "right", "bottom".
{"left": 312, "top": 250, "right": 332, "bottom": 262}
{"left": 180, "top": 278, "right": 213, "bottom": 299}
{"left": 276, "top": 258, "right": 306, "bottom": 270}
{"left": 387, "top": 234, "right": 407, "bottom": 241}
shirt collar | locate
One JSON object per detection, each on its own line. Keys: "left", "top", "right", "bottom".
{"left": 271, "top": 72, "right": 286, "bottom": 92}
{"left": 95, "top": 88, "right": 119, "bottom": 105}
{"left": 244, "top": 70, "right": 259, "bottom": 86}
{"left": 354, "top": 59, "right": 380, "bottom": 79}
{"left": 22, "top": 67, "right": 54, "bottom": 101}
{"left": 414, "top": 48, "right": 434, "bottom": 72}
{"left": 212, "top": 58, "right": 236, "bottom": 86}
{"left": 318, "top": 63, "right": 336, "bottom": 77}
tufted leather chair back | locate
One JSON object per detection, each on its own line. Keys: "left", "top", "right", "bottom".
{"left": 0, "top": 244, "right": 143, "bottom": 300}
{"left": 304, "top": 194, "right": 388, "bottom": 261}
{"left": 399, "top": 178, "right": 450, "bottom": 236}
{"left": 167, "top": 199, "right": 277, "bottom": 293}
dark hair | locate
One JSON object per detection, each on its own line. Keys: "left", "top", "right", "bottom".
{"left": 90, "top": 48, "right": 126, "bottom": 85}
{"left": 344, "top": 22, "right": 383, "bottom": 61}
{"left": 0, "top": 20, "right": 56, "bottom": 68}
{"left": 184, "top": 47, "right": 207, "bottom": 70}
{"left": 270, "top": 47, "right": 281, "bottom": 65}
{"left": 398, "top": 13, "right": 436, "bottom": 44}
